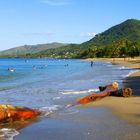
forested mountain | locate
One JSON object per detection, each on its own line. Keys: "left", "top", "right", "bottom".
{"left": 83, "top": 19, "right": 140, "bottom": 47}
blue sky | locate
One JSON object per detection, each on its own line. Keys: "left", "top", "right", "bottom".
{"left": 0, "top": 0, "right": 140, "bottom": 50}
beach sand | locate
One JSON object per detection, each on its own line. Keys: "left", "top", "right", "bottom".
{"left": 80, "top": 96, "right": 140, "bottom": 124}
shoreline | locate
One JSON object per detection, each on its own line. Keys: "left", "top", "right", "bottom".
{"left": 85, "top": 57, "right": 140, "bottom": 124}
{"left": 87, "top": 57, "right": 140, "bottom": 75}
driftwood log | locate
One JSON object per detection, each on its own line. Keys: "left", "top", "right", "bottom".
{"left": 77, "top": 82, "right": 133, "bottom": 105}
{"left": 99, "top": 86, "right": 133, "bottom": 97}
{"left": 0, "top": 105, "right": 41, "bottom": 122}
{"left": 77, "top": 82, "right": 119, "bottom": 104}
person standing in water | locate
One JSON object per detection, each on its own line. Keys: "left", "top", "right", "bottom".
{"left": 91, "top": 61, "right": 93, "bottom": 67}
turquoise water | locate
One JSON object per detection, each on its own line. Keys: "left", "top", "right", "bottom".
{"left": 0, "top": 58, "right": 134, "bottom": 107}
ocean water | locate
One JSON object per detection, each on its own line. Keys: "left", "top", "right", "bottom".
{"left": 0, "top": 58, "right": 134, "bottom": 106}
{"left": 0, "top": 58, "right": 136, "bottom": 139}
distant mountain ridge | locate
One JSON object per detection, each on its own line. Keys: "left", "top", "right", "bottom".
{"left": 0, "top": 42, "right": 67, "bottom": 57}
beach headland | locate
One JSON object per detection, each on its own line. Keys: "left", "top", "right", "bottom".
{"left": 85, "top": 57, "right": 140, "bottom": 124}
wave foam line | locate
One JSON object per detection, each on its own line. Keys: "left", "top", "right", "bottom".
{"left": 118, "top": 66, "right": 126, "bottom": 69}
{"left": 126, "top": 70, "right": 139, "bottom": 77}
{"left": 61, "top": 89, "right": 99, "bottom": 95}
{"left": 0, "top": 128, "right": 19, "bottom": 140}
{"left": 39, "top": 105, "right": 63, "bottom": 117}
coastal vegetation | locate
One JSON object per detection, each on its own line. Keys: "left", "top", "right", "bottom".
{"left": 0, "top": 19, "right": 140, "bottom": 59}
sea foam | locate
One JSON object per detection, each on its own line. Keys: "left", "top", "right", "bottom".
{"left": 0, "top": 128, "right": 19, "bottom": 140}
{"left": 39, "top": 105, "right": 62, "bottom": 117}
{"left": 126, "top": 70, "right": 139, "bottom": 77}
{"left": 60, "top": 89, "right": 99, "bottom": 95}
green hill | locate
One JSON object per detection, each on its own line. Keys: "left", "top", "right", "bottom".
{"left": 32, "top": 19, "right": 140, "bottom": 58}
{"left": 84, "top": 19, "right": 140, "bottom": 47}
{"left": 0, "top": 42, "right": 66, "bottom": 57}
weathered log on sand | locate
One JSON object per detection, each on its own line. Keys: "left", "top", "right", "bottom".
{"left": 77, "top": 82, "right": 119, "bottom": 104}
{"left": 0, "top": 105, "right": 41, "bottom": 122}
{"left": 99, "top": 86, "right": 133, "bottom": 97}
{"left": 111, "top": 88, "right": 133, "bottom": 97}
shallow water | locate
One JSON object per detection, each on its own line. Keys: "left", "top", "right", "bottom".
{"left": 0, "top": 58, "right": 137, "bottom": 139}
{"left": 0, "top": 58, "right": 134, "bottom": 106}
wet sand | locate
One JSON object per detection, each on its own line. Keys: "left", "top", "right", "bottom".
{"left": 81, "top": 96, "right": 140, "bottom": 124}
{"left": 16, "top": 107, "right": 140, "bottom": 140}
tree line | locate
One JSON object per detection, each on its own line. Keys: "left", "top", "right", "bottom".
{"left": 77, "top": 39, "right": 140, "bottom": 58}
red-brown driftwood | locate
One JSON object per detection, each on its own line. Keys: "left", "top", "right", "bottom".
{"left": 0, "top": 105, "right": 41, "bottom": 122}
{"left": 77, "top": 82, "right": 119, "bottom": 104}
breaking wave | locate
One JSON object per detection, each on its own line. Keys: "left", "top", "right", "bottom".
{"left": 60, "top": 89, "right": 99, "bottom": 95}
{"left": 39, "top": 105, "right": 63, "bottom": 117}
{"left": 0, "top": 128, "right": 19, "bottom": 140}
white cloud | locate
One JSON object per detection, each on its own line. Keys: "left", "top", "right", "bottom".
{"left": 80, "top": 32, "right": 96, "bottom": 37}
{"left": 41, "top": 0, "right": 71, "bottom": 6}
